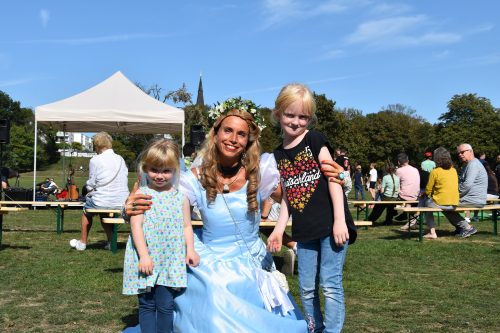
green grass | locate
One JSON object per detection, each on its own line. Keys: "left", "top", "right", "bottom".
{"left": 1, "top": 207, "right": 499, "bottom": 332}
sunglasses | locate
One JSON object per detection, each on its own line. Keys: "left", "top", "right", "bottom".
{"left": 458, "top": 149, "right": 470, "bottom": 155}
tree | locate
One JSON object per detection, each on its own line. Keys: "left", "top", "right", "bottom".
{"left": 0, "top": 90, "right": 59, "bottom": 171}
{"left": 259, "top": 107, "right": 282, "bottom": 153}
{"left": 436, "top": 93, "right": 500, "bottom": 161}
{"left": 71, "top": 142, "right": 83, "bottom": 151}
{"left": 364, "top": 104, "right": 433, "bottom": 166}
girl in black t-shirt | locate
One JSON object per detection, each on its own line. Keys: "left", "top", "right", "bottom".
{"left": 267, "top": 83, "right": 356, "bottom": 333}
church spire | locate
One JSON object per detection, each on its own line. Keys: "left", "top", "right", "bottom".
{"left": 196, "top": 73, "right": 204, "bottom": 107}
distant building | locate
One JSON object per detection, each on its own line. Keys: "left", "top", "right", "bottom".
{"left": 196, "top": 73, "right": 204, "bottom": 107}
{"left": 56, "top": 132, "right": 93, "bottom": 151}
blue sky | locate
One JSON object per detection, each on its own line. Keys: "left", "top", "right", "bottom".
{"left": 1, "top": 0, "right": 499, "bottom": 124}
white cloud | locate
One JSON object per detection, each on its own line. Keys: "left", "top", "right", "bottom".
{"left": 346, "top": 16, "right": 461, "bottom": 48}
{"left": 17, "top": 33, "right": 170, "bottom": 45}
{"left": 261, "top": 0, "right": 351, "bottom": 29}
{"left": 469, "top": 52, "right": 500, "bottom": 65}
{"left": 0, "top": 78, "right": 36, "bottom": 88}
{"left": 369, "top": 2, "right": 412, "bottom": 16}
{"left": 432, "top": 50, "right": 451, "bottom": 59}
{"left": 228, "top": 74, "right": 356, "bottom": 97}
{"left": 40, "top": 9, "right": 50, "bottom": 28}
{"left": 313, "top": 49, "right": 345, "bottom": 62}
{"left": 466, "top": 24, "right": 495, "bottom": 35}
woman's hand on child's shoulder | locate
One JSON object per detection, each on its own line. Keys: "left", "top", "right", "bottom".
{"left": 125, "top": 181, "right": 152, "bottom": 216}
{"left": 320, "top": 160, "right": 345, "bottom": 185}
{"left": 186, "top": 250, "right": 200, "bottom": 267}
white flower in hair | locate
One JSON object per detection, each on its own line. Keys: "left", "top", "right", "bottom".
{"left": 206, "top": 97, "right": 266, "bottom": 131}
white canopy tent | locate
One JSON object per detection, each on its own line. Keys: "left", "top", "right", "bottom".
{"left": 33, "top": 71, "right": 185, "bottom": 194}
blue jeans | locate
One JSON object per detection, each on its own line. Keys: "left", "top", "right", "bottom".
{"left": 138, "top": 285, "right": 175, "bottom": 333}
{"left": 354, "top": 183, "right": 365, "bottom": 200}
{"left": 297, "top": 236, "right": 348, "bottom": 333}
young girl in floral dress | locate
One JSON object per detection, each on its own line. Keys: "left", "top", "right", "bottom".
{"left": 123, "top": 139, "right": 199, "bottom": 333}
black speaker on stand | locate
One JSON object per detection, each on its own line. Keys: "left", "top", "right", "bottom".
{"left": 0, "top": 119, "right": 10, "bottom": 200}
{"left": 190, "top": 125, "right": 206, "bottom": 148}
{"left": 0, "top": 119, "right": 10, "bottom": 144}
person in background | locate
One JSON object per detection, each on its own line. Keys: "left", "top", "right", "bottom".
{"left": 368, "top": 162, "right": 400, "bottom": 225}
{"left": 260, "top": 185, "right": 297, "bottom": 276}
{"left": 41, "top": 178, "right": 59, "bottom": 195}
{"left": 353, "top": 164, "right": 365, "bottom": 200}
{"left": 70, "top": 132, "right": 129, "bottom": 251}
{"left": 471, "top": 161, "right": 499, "bottom": 222}
{"left": 368, "top": 163, "right": 378, "bottom": 201}
{"left": 441, "top": 143, "right": 487, "bottom": 238}
{"left": 494, "top": 155, "right": 500, "bottom": 187}
{"left": 421, "top": 147, "right": 459, "bottom": 239}
{"left": 421, "top": 151, "right": 436, "bottom": 173}
{"left": 396, "top": 153, "right": 421, "bottom": 231}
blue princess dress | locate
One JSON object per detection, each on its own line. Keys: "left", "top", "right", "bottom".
{"left": 122, "top": 155, "right": 307, "bottom": 333}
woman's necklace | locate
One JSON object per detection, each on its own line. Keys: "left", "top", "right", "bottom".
{"left": 218, "top": 166, "right": 242, "bottom": 193}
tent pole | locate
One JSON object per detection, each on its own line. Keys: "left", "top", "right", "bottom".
{"left": 182, "top": 123, "right": 185, "bottom": 152}
{"left": 33, "top": 121, "right": 38, "bottom": 201}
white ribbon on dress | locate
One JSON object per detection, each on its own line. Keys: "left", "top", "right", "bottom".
{"left": 254, "top": 268, "right": 295, "bottom": 316}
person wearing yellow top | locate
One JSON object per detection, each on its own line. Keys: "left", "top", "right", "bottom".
{"left": 423, "top": 147, "right": 459, "bottom": 239}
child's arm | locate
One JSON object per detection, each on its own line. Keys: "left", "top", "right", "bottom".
{"left": 130, "top": 210, "right": 154, "bottom": 276}
{"left": 267, "top": 185, "right": 289, "bottom": 253}
{"left": 260, "top": 198, "right": 273, "bottom": 220}
{"left": 183, "top": 197, "right": 200, "bottom": 267}
{"left": 319, "top": 147, "right": 349, "bottom": 247}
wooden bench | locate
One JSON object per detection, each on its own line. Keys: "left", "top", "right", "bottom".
{"left": 100, "top": 218, "right": 373, "bottom": 253}
{"left": 84, "top": 209, "right": 123, "bottom": 253}
{"left": 0, "top": 207, "right": 29, "bottom": 247}
{"left": 395, "top": 204, "right": 500, "bottom": 241}
{"left": 350, "top": 200, "right": 419, "bottom": 221}
{"left": 0, "top": 201, "right": 84, "bottom": 234}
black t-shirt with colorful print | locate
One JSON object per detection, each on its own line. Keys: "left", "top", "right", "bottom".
{"left": 274, "top": 130, "right": 356, "bottom": 243}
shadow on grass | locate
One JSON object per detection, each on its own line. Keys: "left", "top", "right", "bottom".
{"left": 105, "top": 267, "right": 124, "bottom": 274}
{"left": 0, "top": 244, "right": 32, "bottom": 250}
{"left": 376, "top": 229, "right": 494, "bottom": 241}
{"left": 121, "top": 312, "right": 138, "bottom": 331}
{"left": 3, "top": 227, "right": 80, "bottom": 233}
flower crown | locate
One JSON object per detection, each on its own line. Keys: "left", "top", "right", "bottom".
{"left": 207, "top": 97, "right": 266, "bottom": 131}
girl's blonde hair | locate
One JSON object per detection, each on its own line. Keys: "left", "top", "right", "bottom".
{"left": 137, "top": 139, "right": 180, "bottom": 188}
{"left": 272, "top": 83, "right": 317, "bottom": 126}
{"left": 200, "top": 109, "right": 261, "bottom": 212}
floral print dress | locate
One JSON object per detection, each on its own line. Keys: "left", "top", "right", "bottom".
{"left": 123, "top": 187, "right": 186, "bottom": 295}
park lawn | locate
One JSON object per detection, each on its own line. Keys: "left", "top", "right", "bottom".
{"left": 0, "top": 207, "right": 498, "bottom": 333}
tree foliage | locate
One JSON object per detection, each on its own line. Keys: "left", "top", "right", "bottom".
{"left": 1, "top": 86, "right": 498, "bottom": 173}
{"left": 436, "top": 93, "right": 500, "bottom": 162}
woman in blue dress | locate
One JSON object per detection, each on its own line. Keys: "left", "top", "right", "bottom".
{"left": 124, "top": 107, "right": 308, "bottom": 332}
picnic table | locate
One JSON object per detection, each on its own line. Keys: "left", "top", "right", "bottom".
{"left": 99, "top": 218, "right": 372, "bottom": 254}
{"left": 86, "top": 209, "right": 122, "bottom": 253}
{"left": 395, "top": 204, "right": 500, "bottom": 241}
{"left": 350, "top": 200, "right": 419, "bottom": 221}
{"left": 0, "top": 206, "right": 29, "bottom": 247}
{"left": 0, "top": 201, "right": 84, "bottom": 234}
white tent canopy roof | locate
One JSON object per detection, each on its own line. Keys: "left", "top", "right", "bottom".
{"left": 35, "top": 71, "right": 184, "bottom": 134}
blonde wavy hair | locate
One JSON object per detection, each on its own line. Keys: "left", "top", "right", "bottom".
{"left": 200, "top": 109, "right": 261, "bottom": 212}
{"left": 137, "top": 139, "right": 180, "bottom": 188}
